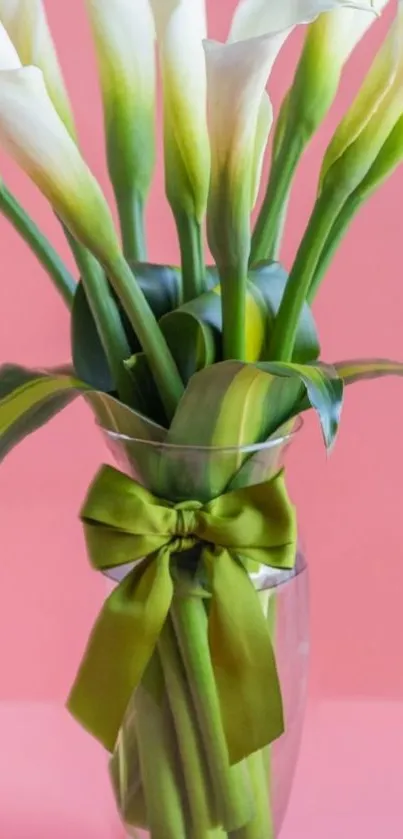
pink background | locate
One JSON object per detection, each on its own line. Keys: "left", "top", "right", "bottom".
{"left": 0, "top": 1, "right": 403, "bottom": 834}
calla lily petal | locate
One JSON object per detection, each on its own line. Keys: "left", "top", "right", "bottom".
{"left": 150, "top": 0, "right": 210, "bottom": 222}
{"left": 0, "top": 15, "right": 19, "bottom": 68}
{"left": 228, "top": 0, "right": 378, "bottom": 40}
{"left": 0, "top": 0, "right": 75, "bottom": 137}
{"left": 251, "top": 92, "right": 273, "bottom": 208}
{"left": 204, "top": 34, "right": 284, "bottom": 270}
{"left": 290, "top": 0, "right": 388, "bottom": 134}
{"left": 321, "top": 0, "right": 403, "bottom": 192}
{"left": 0, "top": 66, "right": 119, "bottom": 262}
{"left": 85, "top": 0, "right": 156, "bottom": 215}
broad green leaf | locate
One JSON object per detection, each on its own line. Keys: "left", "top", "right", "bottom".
{"left": 160, "top": 291, "right": 222, "bottom": 383}
{"left": 71, "top": 263, "right": 183, "bottom": 392}
{"left": 165, "top": 360, "right": 342, "bottom": 498}
{"left": 0, "top": 364, "right": 166, "bottom": 464}
{"left": 124, "top": 353, "right": 167, "bottom": 427}
{"left": 130, "top": 262, "right": 182, "bottom": 321}
{"left": 71, "top": 281, "right": 114, "bottom": 392}
{"left": 257, "top": 361, "right": 343, "bottom": 450}
{"left": 334, "top": 357, "right": 403, "bottom": 384}
{"left": 169, "top": 360, "right": 341, "bottom": 450}
{"left": 251, "top": 262, "right": 319, "bottom": 362}
{"left": 160, "top": 262, "right": 319, "bottom": 384}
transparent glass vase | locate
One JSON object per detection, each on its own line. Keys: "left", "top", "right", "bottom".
{"left": 101, "top": 421, "right": 308, "bottom": 839}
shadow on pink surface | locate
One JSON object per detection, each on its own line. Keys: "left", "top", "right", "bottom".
{"left": 0, "top": 700, "right": 402, "bottom": 838}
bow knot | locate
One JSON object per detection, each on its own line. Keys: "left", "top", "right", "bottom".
{"left": 67, "top": 464, "right": 297, "bottom": 765}
{"left": 175, "top": 499, "right": 203, "bottom": 537}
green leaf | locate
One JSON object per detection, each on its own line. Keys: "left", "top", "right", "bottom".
{"left": 0, "top": 364, "right": 166, "bottom": 463}
{"left": 160, "top": 262, "right": 319, "bottom": 384}
{"left": 72, "top": 281, "right": 115, "bottom": 391}
{"left": 124, "top": 352, "right": 167, "bottom": 426}
{"left": 71, "top": 263, "right": 183, "bottom": 392}
{"left": 257, "top": 360, "right": 343, "bottom": 450}
{"left": 160, "top": 290, "right": 222, "bottom": 383}
{"left": 334, "top": 357, "right": 403, "bottom": 385}
{"left": 251, "top": 262, "right": 319, "bottom": 362}
{"left": 168, "top": 360, "right": 342, "bottom": 449}
{"left": 165, "top": 359, "right": 341, "bottom": 498}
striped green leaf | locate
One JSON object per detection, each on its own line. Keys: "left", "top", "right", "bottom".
{"left": 169, "top": 360, "right": 341, "bottom": 449}
{"left": 334, "top": 358, "right": 403, "bottom": 385}
{"left": 0, "top": 364, "right": 166, "bottom": 463}
{"left": 164, "top": 360, "right": 342, "bottom": 499}
{"left": 160, "top": 262, "right": 319, "bottom": 384}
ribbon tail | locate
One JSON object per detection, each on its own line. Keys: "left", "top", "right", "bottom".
{"left": 67, "top": 548, "right": 173, "bottom": 752}
{"left": 204, "top": 547, "right": 284, "bottom": 765}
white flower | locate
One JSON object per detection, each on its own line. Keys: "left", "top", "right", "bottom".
{"left": 204, "top": 34, "right": 286, "bottom": 272}
{"left": 85, "top": 0, "right": 156, "bottom": 205}
{"left": 0, "top": 65, "right": 119, "bottom": 261}
{"left": 149, "top": 0, "right": 210, "bottom": 221}
{"left": 0, "top": 0, "right": 75, "bottom": 136}
{"left": 228, "top": 0, "right": 378, "bottom": 40}
{"left": 321, "top": 0, "right": 403, "bottom": 194}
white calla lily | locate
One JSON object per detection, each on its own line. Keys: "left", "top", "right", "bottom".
{"left": 0, "top": 14, "right": 19, "bottom": 68}
{"left": 290, "top": 0, "right": 388, "bottom": 135}
{"left": 85, "top": 0, "right": 156, "bottom": 260}
{"left": 269, "top": 1, "right": 403, "bottom": 362}
{"left": 149, "top": 0, "right": 210, "bottom": 300}
{"left": 0, "top": 65, "right": 119, "bottom": 262}
{"left": 321, "top": 0, "right": 403, "bottom": 193}
{"left": 204, "top": 31, "right": 291, "bottom": 269}
{"left": 229, "top": 0, "right": 378, "bottom": 40}
{"left": 149, "top": 0, "right": 210, "bottom": 223}
{"left": 0, "top": 0, "right": 75, "bottom": 137}
{"left": 204, "top": 34, "right": 288, "bottom": 359}
{"left": 250, "top": 0, "right": 384, "bottom": 262}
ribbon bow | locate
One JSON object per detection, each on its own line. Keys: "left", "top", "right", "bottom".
{"left": 68, "top": 465, "right": 297, "bottom": 764}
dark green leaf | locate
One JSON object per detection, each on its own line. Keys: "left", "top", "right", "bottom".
{"left": 71, "top": 281, "right": 114, "bottom": 391}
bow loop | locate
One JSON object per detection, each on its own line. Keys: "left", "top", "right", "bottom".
{"left": 68, "top": 465, "right": 297, "bottom": 761}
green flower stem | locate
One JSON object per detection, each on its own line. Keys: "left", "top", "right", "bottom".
{"left": 219, "top": 264, "right": 247, "bottom": 362}
{"left": 106, "top": 254, "right": 184, "bottom": 420}
{"left": 64, "top": 231, "right": 134, "bottom": 405}
{"left": 307, "top": 192, "right": 362, "bottom": 303}
{"left": 175, "top": 212, "right": 205, "bottom": 302}
{"left": 251, "top": 129, "right": 305, "bottom": 264}
{"left": 171, "top": 592, "right": 252, "bottom": 832}
{"left": 134, "top": 651, "right": 188, "bottom": 839}
{"left": 158, "top": 615, "right": 217, "bottom": 839}
{"left": 229, "top": 751, "right": 273, "bottom": 839}
{"left": 115, "top": 186, "right": 147, "bottom": 263}
{"left": 0, "top": 185, "right": 76, "bottom": 308}
{"left": 268, "top": 188, "right": 345, "bottom": 361}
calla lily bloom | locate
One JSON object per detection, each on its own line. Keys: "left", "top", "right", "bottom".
{"left": 321, "top": 0, "right": 403, "bottom": 194}
{"left": 287, "top": 0, "right": 388, "bottom": 136}
{"left": 149, "top": 0, "right": 210, "bottom": 224}
{"left": 85, "top": 0, "right": 156, "bottom": 261}
{"left": 0, "top": 62, "right": 120, "bottom": 263}
{"left": 0, "top": 0, "right": 75, "bottom": 137}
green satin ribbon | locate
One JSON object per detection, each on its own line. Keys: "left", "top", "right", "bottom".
{"left": 68, "top": 465, "right": 297, "bottom": 764}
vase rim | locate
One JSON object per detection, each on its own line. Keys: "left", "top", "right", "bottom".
{"left": 100, "top": 415, "right": 303, "bottom": 455}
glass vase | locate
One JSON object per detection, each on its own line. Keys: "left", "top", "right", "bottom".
{"left": 101, "top": 422, "right": 308, "bottom": 839}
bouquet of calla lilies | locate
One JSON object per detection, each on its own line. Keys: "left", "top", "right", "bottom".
{"left": 2, "top": 0, "right": 403, "bottom": 837}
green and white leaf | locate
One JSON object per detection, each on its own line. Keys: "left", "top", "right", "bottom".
{"left": 0, "top": 364, "right": 166, "bottom": 463}
{"left": 334, "top": 357, "right": 403, "bottom": 384}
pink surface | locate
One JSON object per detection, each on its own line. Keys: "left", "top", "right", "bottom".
{"left": 0, "top": 0, "right": 403, "bottom": 830}
{"left": 1, "top": 700, "right": 402, "bottom": 838}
